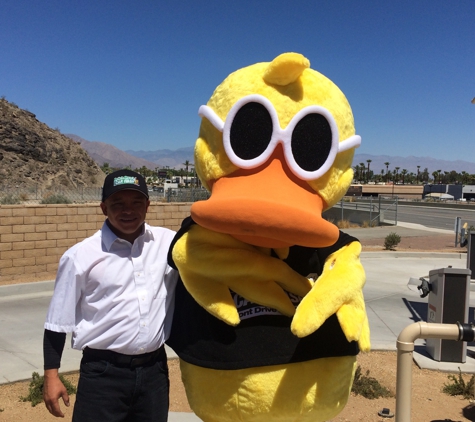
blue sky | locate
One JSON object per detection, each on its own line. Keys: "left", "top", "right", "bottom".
{"left": 1, "top": 1, "right": 474, "bottom": 161}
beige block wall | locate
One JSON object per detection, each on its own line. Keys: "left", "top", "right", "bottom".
{"left": 0, "top": 203, "right": 192, "bottom": 285}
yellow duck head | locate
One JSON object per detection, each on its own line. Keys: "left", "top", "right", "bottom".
{"left": 191, "top": 52, "right": 360, "bottom": 249}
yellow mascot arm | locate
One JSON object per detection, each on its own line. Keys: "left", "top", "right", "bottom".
{"left": 172, "top": 224, "right": 313, "bottom": 326}
{"left": 291, "top": 241, "right": 371, "bottom": 352}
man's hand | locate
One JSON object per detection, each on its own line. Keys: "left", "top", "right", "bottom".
{"left": 43, "top": 369, "right": 70, "bottom": 418}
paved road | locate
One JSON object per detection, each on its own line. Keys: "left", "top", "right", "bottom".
{"left": 396, "top": 203, "right": 475, "bottom": 231}
{"left": 348, "top": 200, "right": 475, "bottom": 230}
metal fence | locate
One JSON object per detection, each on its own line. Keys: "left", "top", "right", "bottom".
{"left": 0, "top": 186, "right": 210, "bottom": 205}
{"left": 326, "top": 196, "right": 398, "bottom": 226}
{"left": 164, "top": 188, "right": 210, "bottom": 203}
{"left": 0, "top": 186, "right": 394, "bottom": 225}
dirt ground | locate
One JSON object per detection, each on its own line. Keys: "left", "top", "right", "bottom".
{"left": 360, "top": 232, "right": 465, "bottom": 254}
{"left": 1, "top": 233, "right": 472, "bottom": 421}
{"left": 1, "top": 351, "right": 474, "bottom": 422}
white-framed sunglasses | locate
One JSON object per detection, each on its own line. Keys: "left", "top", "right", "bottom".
{"left": 198, "top": 94, "right": 361, "bottom": 181}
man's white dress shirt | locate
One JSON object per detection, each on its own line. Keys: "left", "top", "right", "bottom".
{"left": 45, "top": 222, "right": 178, "bottom": 355}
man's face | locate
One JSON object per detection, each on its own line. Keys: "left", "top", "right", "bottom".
{"left": 100, "top": 190, "right": 150, "bottom": 243}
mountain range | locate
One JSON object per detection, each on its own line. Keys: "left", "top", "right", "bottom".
{"left": 5, "top": 95, "right": 473, "bottom": 193}
{"left": 68, "top": 134, "right": 475, "bottom": 175}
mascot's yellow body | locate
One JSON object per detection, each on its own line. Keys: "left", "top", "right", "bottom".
{"left": 169, "top": 53, "right": 370, "bottom": 422}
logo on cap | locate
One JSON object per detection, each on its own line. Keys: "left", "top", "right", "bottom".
{"left": 113, "top": 176, "right": 140, "bottom": 187}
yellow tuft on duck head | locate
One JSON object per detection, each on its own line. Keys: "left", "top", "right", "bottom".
{"left": 192, "top": 52, "right": 360, "bottom": 249}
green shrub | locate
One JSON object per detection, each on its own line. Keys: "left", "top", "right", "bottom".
{"left": 442, "top": 368, "right": 474, "bottom": 399}
{"left": 351, "top": 366, "right": 393, "bottom": 399}
{"left": 20, "top": 372, "right": 77, "bottom": 407}
{"left": 384, "top": 232, "right": 401, "bottom": 250}
{"left": 0, "top": 194, "right": 20, "bottom": 204}
{"left": 40, "top": 194, "right": 71, "bottom": 204}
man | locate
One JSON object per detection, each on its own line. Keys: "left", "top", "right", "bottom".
{"left": 43, "top": 169, "right": 178, "bottom": 421}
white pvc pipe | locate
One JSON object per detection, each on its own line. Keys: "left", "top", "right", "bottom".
{"left": 395, "top": 322, "right": 461, "bottom": 422}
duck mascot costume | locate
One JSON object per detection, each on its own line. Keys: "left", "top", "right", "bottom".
{"left": 166, "top": 52, "right": 370, "bottom": 422}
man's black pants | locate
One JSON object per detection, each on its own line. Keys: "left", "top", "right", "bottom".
{"left": 72, "top": 347, "right": 169, "bottom": 422}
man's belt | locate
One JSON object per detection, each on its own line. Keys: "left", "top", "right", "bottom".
{"left": 83, "top": 345, "right": 164, "bottom": 368}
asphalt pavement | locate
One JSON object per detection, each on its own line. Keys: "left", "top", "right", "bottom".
{"left": 1, "top": 222, "right": 474, "bottom": 422}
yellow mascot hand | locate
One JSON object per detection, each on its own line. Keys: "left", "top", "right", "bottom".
{"left": 291, "top": 241, "right": 371, "bottom": 352}
{"left": 172, "top": 224, "right": 313, "bottom": 326}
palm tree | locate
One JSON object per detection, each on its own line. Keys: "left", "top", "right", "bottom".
{"left": 366, "top": 159, "right": 372, "bottom": 183}
{"left": 437, "top": 169, "right": 442, "bottom": 184}
{"left": 394, "top": 167, "right": 400, "bottom": 184}
{"left": 384, "top": 162, "right": 390, "bottom": 184}
{"left": 401, "top": 169, "right": 408, "bottom": 184}
{"left": 443, "top": 171, "right": 450, "bottom": 184}
{"left": 359, "top": 163, "right": 365, "bottom": 183}
{"left": 422, "top": 167, "right": 429, "bottom": 183}
{"left": 182, "top": 160, "right": 193, "bottom": 187}
{"left": 416, "top": 166, "right": 420, "bottom": 184}
{"left": 134, "top": 166, "right": 147, "bottom": 177}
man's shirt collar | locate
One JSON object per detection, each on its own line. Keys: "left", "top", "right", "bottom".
{"left": 101, "top": 220, "right": 153, "bottom": 251}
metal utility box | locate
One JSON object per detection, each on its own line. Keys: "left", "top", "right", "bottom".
{"left": 467, "top": 232, "right": 475, "bottom": 280}
{"left": 426, "top": 267, "right": 471, "bottom": 362}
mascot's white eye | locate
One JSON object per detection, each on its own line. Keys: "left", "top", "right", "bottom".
{"left": 230, "top": 102, "right": 272, "bottom": 160}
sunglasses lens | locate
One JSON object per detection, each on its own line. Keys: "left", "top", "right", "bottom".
{"left": 230, "top": 102, "right": 273, "bottom": 160}
{"left": 291, "top": 114, "right": 333, "bottom": 172}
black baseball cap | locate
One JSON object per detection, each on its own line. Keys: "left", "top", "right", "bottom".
{"left": 101, "top": 169, "right": 149, "bottom": 202}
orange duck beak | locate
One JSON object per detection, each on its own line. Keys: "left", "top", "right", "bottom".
{"left": 190, "top": 146, "right": 339, "bottom": 249}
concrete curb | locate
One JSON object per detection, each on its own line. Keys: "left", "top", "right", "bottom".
{"left": 361, "top": 251, "right": 467, "bottom": 259}
{"left": 0, "top": 280, "right": 55, "bottom": 297}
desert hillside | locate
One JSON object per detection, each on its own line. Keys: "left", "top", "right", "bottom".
{"left": 0, "top": 98, "right": 104, "bottom": 189}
